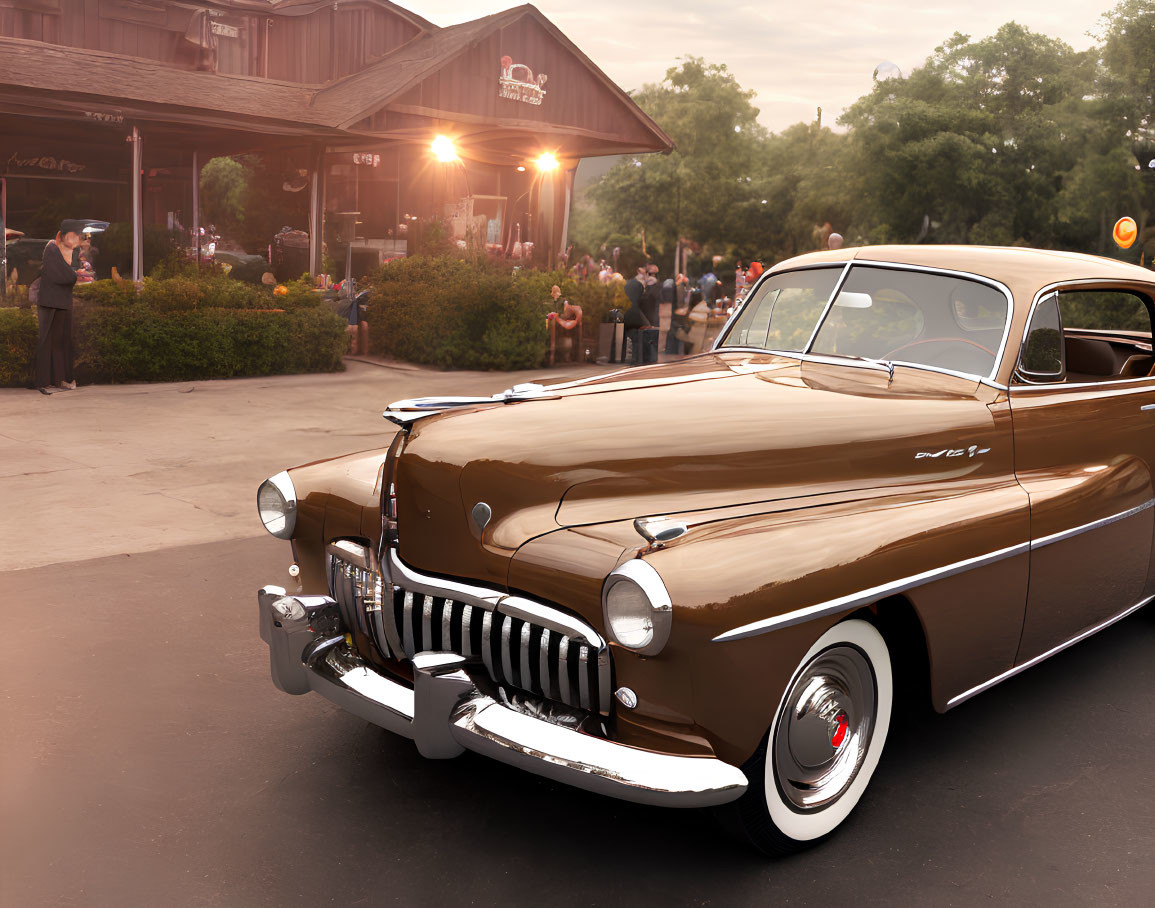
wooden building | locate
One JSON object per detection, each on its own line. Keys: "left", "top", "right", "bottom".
{"left": 0, "top": 0, "right": 672, "bottom": 279}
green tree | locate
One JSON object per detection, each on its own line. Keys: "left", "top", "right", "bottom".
{"left": 199, "top": 156, "right": 249, "bottom": 238}
{"left": 840, "top": 24, "right": 1097, "bottom": 246}
{"left": 583, "top": 58, "right": 768, "bottom": 270}
{"left": 1093, "top": 0, "right": 1155, "bottom": 261}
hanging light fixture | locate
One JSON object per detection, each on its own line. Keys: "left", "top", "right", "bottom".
{"left": 534, "top": 152, "right": 559, "bottom": 172}
{"left": 431, "top": 135, "right": 458, "bottom": 163}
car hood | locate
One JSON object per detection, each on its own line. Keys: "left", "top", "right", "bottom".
{"left": 394, "top": 352, "right": 999, "bottom": 586}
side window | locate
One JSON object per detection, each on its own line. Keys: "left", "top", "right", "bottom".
{"left": 1057, "top": 290, "right": 1154, "bottom": 381}
{"left": 1057, "top": 291, "right": 1152, "bottom": 336}
{"left": 1017, "top": 295, "right": 1063, "bottom": 381}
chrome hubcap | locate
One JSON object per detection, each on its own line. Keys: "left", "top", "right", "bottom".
{"left": 774, "top": 644, "right": 877, "bottom": 811}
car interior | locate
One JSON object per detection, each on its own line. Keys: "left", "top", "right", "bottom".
{"left": 1018, "top": 289, "right": 1155, "bottom": 384}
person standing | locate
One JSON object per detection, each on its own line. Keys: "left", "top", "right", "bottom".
{"left": 36, "top": 219, "right": 87, "bottom": 395}
{"left": 699, "top": 265, "right": 719, "bottom": 305}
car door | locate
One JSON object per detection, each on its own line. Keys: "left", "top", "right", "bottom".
{"left": 1009, "top": 288, "right": 1155, "bottom": 663}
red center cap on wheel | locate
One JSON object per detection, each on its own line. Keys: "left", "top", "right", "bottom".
{"left": 831, "top": 713, "right": 849, "bottom": 748}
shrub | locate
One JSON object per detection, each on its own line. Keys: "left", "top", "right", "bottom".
{"left": 73, "top": 273, "right": 320, "bottom": 312}
{"left": 0, "top": 303, "right": 346, "bottom": 387}
{"left": 0, "top": 308, "right": 38, "bottom": 386}
{"left": 75, "top": 306, "right": 346, "bottom": 383}
{"left": 364, "top": 256, "right": 548, "bottom": 370}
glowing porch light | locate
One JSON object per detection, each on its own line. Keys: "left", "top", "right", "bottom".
{"left": 431, "top": 135, "right": 458, "bottom": 162}
{"left": 535, "top": 152, "right": 559, "bottom": 172}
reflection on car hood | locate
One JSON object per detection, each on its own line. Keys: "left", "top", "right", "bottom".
{"left": 394, "top": 352, "right": 995, "bottom": 583}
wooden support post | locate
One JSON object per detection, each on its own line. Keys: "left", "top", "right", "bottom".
{"left": 130, "top": 125, "right": 143, "bottom": 281}
{"left": 559, "top": 166, "right": 575, "bottom": 262}
{"left": 191, "top": 149, "right": 200, "bottom": 267}
{"left": 308, "top": 145, "right": 324, "bottom": 276}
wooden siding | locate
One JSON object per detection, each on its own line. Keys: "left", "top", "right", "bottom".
{"left": 0, "top": 0, "right": 422, "bottom": 82}
{"left": 369, "top": 15, "right": 660, "bottom": 151}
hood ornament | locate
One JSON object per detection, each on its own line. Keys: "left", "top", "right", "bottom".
{"left": 633, "top": 516, "right": 689, "bottom": 549}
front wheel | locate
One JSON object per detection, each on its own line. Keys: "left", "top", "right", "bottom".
{"left": 719, "top": 618, "right": 893, "bottom": 855}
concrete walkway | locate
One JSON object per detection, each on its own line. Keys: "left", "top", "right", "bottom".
{"left": 0, "top": 358, "right": 615, "bottom": 572}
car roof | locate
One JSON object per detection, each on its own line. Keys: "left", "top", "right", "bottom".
{"left": 767, "top": 245, "right": 1155, "bottom": 387}
{"left": 772, "top": 245, "right": 1153, "bottom": 290}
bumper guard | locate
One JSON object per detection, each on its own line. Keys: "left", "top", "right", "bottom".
{"left": 259, "top": 585, "right": 747, "bottom": 808}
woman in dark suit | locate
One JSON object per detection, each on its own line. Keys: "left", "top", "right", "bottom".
{"left": 36, "top": 219, "right": 87, "bottom": 394}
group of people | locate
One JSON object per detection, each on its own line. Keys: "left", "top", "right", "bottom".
{"left": 610, "top": 259, "right": 765, "bottom": 359}
{"left": 34, "top": 219, "right": 95, "bottom": 395}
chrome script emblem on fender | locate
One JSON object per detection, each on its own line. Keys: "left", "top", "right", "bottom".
{"left": 916, "top": 445, "right": 991, "bottom": 460}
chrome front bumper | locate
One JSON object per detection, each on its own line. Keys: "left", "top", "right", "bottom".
{"left": 258, "top": 585, "right": 747, "bottom": 808}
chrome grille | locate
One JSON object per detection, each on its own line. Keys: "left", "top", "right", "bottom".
{"left": 327, "top": 545, "right": 612, "bottom": 715}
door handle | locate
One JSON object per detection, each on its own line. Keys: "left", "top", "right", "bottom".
{"left": 1141, "top": 404, "right": 1155, "bottom": 411}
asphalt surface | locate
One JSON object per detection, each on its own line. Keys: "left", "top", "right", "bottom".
{"left": 2, "top": 535, "right": 1153, "bottom": 907}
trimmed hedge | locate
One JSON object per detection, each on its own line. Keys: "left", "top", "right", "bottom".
{"left": 363, "top": 257, "right": 630, "bottom": 370}
{"left": 364, "top": 257, "right": 547, "bottom": 370}
{"left": 74, "top": 273, "right": 321, "bottom": 311}
{"left": 75, "top": 305, "right": 347, "bottom": 383}
{"left": 1, "top": 275, "right": 346, "bottom": 386}
{"left": 0, "top": 308, "right": 38, "bottom": 387}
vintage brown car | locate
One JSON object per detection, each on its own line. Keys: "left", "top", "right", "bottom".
{"left": 257, "top": 245, "right": 1155, "bottom": 853}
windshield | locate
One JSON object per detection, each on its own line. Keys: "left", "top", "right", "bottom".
{"left": 718, "top": 264, "right": 1009, "bottom": 378}
{"left": 718, "top": 268, "right": 842, "bottom": 352}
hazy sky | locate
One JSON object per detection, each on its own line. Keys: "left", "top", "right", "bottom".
{"left": 408, "top": 1, "right": 1119, "bottom": 132}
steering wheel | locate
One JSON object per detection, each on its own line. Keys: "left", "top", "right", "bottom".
{"left": 881, "top": 337, "right": 996, "bottom": 360}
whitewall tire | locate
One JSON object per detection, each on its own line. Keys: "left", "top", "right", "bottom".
{"left": 720, "top": 618, "right": 893, "bottom": 855}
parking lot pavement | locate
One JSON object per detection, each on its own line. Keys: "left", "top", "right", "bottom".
{"left": 0, "top": 359, "right": 612, "bottom": 572}
{"left": 1, "top": 536, "right": 1152, "bottom": 907}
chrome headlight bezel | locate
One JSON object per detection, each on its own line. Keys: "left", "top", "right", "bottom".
{"left": 601, "top": 559, "right": 673, "bottom": 656}
{"left": 257, "top": 470, "right": 297, "bottom": 540}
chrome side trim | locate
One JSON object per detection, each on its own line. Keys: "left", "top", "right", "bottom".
{"left": 713, "top": 496, "right": 1155, "bottom": 643}
{"left": 1032, "top": 497, "right": 1155, "bottom": 548}
{"left": 712, "top": 540, "right": 1031, "bottom": 643}
{"left": 946, "top": 595, "right": 1154, "bottom": 708}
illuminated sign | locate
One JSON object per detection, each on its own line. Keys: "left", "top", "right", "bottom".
{"left": 84, "top": 110, "right": 124, "bottom": 125}
{"left": 5, "top": 152, "right": 86, "bottom": 174}
{"left": 499, "top": 56, "right": 547, "bottom": 106}
{"left": 352, "top": 153, "right": 381, "bottom": 167}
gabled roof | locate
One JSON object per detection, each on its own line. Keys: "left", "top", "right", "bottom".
{"left": 0, "top": 3, "right": 672, "bottom": 155}
{"left": 205, "top": 0, "right": 436, "bottom": 31}
{"left": 310, "top": 4, "right": 673, "bottom": 153}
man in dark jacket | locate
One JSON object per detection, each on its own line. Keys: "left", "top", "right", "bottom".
{"left": 623, "top": 267, "right": 646, "bottom": 323}
{"left": 640, "top": 264, "right": 661, "bottom": 327}
{"left": 36, "top": 219, "right": 86, "bottom": 394}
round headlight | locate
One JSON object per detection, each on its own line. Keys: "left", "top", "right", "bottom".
{"left": 257, "top": 471, "right": 297, "bottom": 539}
{"left": 602, "top": 559, "right": 673, "bottom": 656}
